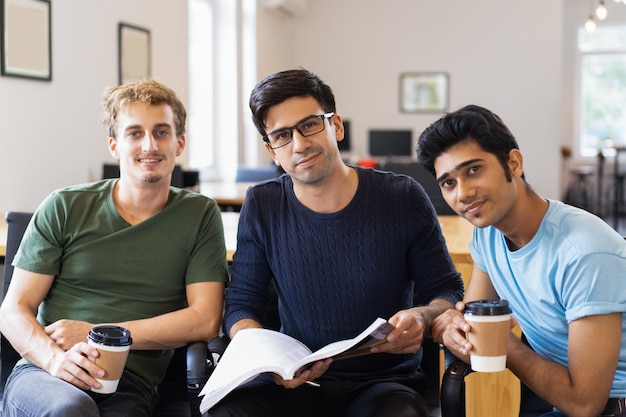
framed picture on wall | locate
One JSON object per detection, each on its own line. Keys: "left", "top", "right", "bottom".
{"left": 0, "top": 0, "right": 52, "bottom": 81}
{"left": 399, "top": 72, "right": 449, "bottom": 113}
{"left": 118, "top": 23, "right": 150, "bottom": 85}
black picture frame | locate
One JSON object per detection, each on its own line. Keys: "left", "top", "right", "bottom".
{"left": 118, "top": 23, "right": 150, "bottom": 85}
{"left": 399, "top": 72, "right": 449, "bottom": 113}
{"left": 0, "top": 0, "right": 51, "bottom": 81}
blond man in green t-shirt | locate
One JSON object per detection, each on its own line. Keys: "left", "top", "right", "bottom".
{"left": 0, "top": 79, "right": 228, "bottom": 416}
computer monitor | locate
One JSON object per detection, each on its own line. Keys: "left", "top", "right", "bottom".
{"left": 368, "top": 129, "right": 413, "bottom": 157}
{"left": 338, "top": 119, "right": 351, "bottom": 152}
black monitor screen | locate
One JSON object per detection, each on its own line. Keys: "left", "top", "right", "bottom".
{"left": 338, "top": 120, "right": 351, "bottom": 152}
{"left": 368, "top": 129, "right": 413, "bottom": 157}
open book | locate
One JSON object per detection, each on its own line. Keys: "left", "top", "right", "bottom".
{"left": 199, "top": 317, "right": 393, "bottom": 413}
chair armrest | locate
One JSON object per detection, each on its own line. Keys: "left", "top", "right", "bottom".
{"left": 440, "top": 360, "right": 473, "bottom": 417}
{"left": 186, "top": 336, "right": 230, "bottom": 387}
{"left": 186, "top": 338, "right": 229, "bottom": 417}
{"left": 207, "top": 335, "right": 229, "bottom": 358}
{"left": 186, "top": 341, "right": 209, "bottom": 389}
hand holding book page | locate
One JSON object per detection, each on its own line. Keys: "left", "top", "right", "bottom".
{"left": 199, "top": 317, "right": 394, "bottom": 414}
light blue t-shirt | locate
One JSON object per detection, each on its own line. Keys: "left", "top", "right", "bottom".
{"left": 471, "top": 199, "right": 626, "bottom": 397}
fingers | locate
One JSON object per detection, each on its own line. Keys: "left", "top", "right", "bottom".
{"left": 373, "top": 312, "right": 425, "bottom": 355}
{"left": 44, "top": 320, "right": 93, "bottom": 351}
{"left": 439, "top": 312, "right": 472, "bottom": 357}
{"left": 47, "top": 342, "right": 105, "bottom": 391}
{"left": 275, "top": 358, "right": 332, "bottom": 389}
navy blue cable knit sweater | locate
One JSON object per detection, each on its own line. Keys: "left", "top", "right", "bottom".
{"left": 225, "top": 166, "right": 463, "bottom": 379}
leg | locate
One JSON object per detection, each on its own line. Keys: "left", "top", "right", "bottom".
{"left": 93, "top": 371, "right": 156, "bottom": 417}
{"left": 205, "top": 375, "right": 330, "bottom": 417}
{"left": 2, "top": 364, "right": 100, "bottom": 417}
{"left": 345, "top": 381, "right": 429, "bottom": 417}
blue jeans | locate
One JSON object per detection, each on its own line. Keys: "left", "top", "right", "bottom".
{"left": 2, "top": 364, "right": 156, "bottom": 417}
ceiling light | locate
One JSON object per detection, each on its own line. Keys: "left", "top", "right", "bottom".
{"left": 586, "top": 15, "right": 597, "bottom": 32}
{"left": 596, "top": 1, "right": 608, "bottom": 19}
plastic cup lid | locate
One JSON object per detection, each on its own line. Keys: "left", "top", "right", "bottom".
{"left": 464, "top": 299, "right": 512, "bottom": 316}
{"left": 88, "top": 325, "right": 132, "bottom": 346}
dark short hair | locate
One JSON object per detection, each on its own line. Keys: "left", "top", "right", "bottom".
{"left": 249, "top": 69, "right": 336, "bottom": 137}
{"left": 417, "top": 104, "right": 523, "bottom": 181}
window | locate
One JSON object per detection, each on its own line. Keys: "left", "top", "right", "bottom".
{"left": 578, "top": 26, "right": 626, "bottom": 157}
{"left": 188, "top": 0, "right": 215, "bottom": 169}
{"left": 188, "top": 0, "right": 258, "bottom": 181}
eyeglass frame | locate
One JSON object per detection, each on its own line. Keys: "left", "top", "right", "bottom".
{"left": 262, "top": 112, "right": 335, "bottom": 150}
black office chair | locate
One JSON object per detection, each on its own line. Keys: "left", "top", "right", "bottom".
{"left": 381, "top": 161, "right": 457, "bottom": 216}
{"left": 1, "top": 212, "right": 214, "bottom": 416}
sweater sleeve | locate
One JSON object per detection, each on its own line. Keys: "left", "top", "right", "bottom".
{"left": 402, "top": 177, "right": 464, "bottom": 307}
{"left": 223, "top": 185, "right": 275, "bottom": 334}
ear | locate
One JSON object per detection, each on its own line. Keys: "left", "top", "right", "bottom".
{"left": 176, "top": 134, "right": 186, "bottom": 156}
{"left": 333, "top": 114, "right": 345, "bottom": 141}
{"left": 264, "top": 142, "right": 281, "bottom": 167}
{"left": 508, "top": 149, "right": 524, "bottom": 178}
{"left": 108, "top": 137, "right": 119, "bottom": 161}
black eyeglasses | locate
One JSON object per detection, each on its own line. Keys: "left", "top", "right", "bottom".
{"left": 263, "top": 112, "right": 334, "bottom": 149}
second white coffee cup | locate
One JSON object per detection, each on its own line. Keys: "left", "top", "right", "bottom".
{"left": 464, "top": 299, "right": 512, "bottom": 373}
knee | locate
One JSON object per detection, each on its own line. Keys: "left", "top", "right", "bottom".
{"left": 44, "top": 394, "right": 99, "bottom": 417}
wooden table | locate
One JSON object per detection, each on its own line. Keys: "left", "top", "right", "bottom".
{"left": 439, "top": 215, "right": 475, "bottom": 281}
{"left": 0, "top": 218, "right": 7, "bottom": 258}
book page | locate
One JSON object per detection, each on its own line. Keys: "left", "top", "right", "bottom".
{"left": 199, "top": 318, "right": 392, "bottom": 414}
{"left": 289, "top": 317, "right": 392, "bottom": 373}
{"left": 199, "top": 329, "right": 312, "bottom": 412}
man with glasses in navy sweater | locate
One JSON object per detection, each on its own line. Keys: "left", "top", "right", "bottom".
{"left": 205, "top": 69, "right": 464, "bottom": 417}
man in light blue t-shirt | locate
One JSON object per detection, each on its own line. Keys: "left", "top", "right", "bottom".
{"left": 418, "top": 105, "right": 626, "bottom": 417}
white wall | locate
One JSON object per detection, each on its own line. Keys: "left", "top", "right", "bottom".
{"left": 0, "top": 0, "right": 188, "bottom": 214}
{"left": 1, "top": 0, "right": 586, "bottom": 216}
{"left": 257, "top": 0, "right": 565, "bottom": 199}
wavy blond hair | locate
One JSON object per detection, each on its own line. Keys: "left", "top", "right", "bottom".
{"left": 101, "top": 79, "right": 186, "bottom": 138}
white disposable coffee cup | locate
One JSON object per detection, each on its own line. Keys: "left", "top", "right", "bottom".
{"left": 464, "top": 299, "right": 512, "bottom": 373}
{"left": 87, "top": 325, "right": 133, "bottom": 394}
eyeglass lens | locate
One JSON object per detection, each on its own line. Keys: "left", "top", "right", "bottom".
{"left": 267, "top": 115, "right": 327, "bottom": 148}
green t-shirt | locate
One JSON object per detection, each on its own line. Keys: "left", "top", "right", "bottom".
{"left": 13, "top": 179, "right": 229, "bottom": 389}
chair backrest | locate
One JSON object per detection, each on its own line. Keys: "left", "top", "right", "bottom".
{"left": 2, "top": 212, "right": 34, "bottom": 389}
{"left": 381, "top": 161, "right": 457, "bottom": 216}
{"left": 235, "top": 165, "right": 278, "bottom": 183}
{"left": 102, "top": 163, "right": 120, "bottom": 179}
{"left": 2, "top": 212, "right": 33, "bottom": 301}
